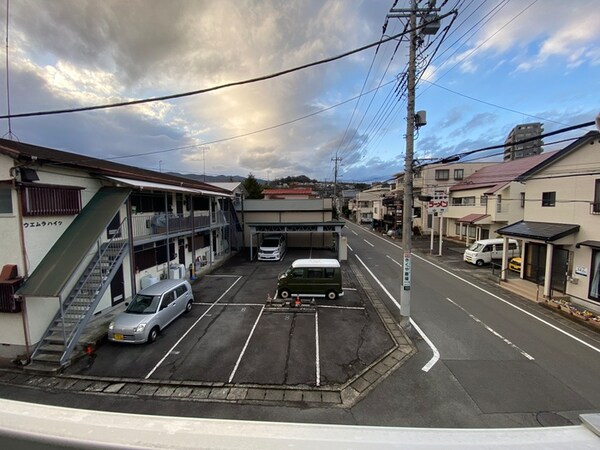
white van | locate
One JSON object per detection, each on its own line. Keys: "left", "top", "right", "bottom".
{"left": 463, "top": 238, "right": 519, "bottom": 267}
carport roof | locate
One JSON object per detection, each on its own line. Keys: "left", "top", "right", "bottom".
{"left": 497, "top": 220, "right": 580, "bottom": 242}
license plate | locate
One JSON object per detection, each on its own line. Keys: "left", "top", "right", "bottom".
{"left": 113, "top": 333, "right": 124, "bottom": 341}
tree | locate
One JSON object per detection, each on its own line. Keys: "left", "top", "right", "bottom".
{"left": 243, "top": 173, "right": 263, "bottom": 199}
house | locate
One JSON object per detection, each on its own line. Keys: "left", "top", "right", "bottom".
{"left": 444, "top": 152, "right": 555, "bottom": 245}
{"left": 497, "top": 131, "right": 600, "bottom": 313}
{"left": 355, "top": 184, "right": 392, "bottom": 225}
{"left": 392, "top": 161, "right": 496, "bottom": 235}
{"left": 262, "top": 188, "right": 316, "bottom": 199}
{"left": 0, "top": 138, "right": 236, "bottom": 367}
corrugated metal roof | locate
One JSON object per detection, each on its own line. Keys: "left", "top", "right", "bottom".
{"left": 17, "top": 187, "right": 131, "bottom": 298}
{"left": 457, "top": 213, "right": 491, "bottom": 224}
{"left": 497, "top": 220, "right": 579, "bottom": 242}
{"left": 450, "top": 152, "right": 557, "bottom": 193}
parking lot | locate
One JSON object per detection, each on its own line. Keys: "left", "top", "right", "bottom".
{"left": 71, "top": 248, "right": 395, "bottom": 388}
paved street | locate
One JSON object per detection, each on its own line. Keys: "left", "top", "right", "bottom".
{"left": 1, "top": 222, "right": 599, "bottom": 428}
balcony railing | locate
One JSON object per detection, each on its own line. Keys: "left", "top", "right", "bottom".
{"left": 131, "top": 211, "right": 227, "bottom": 240}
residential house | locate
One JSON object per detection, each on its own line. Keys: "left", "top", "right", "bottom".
{"left": 262, "top": 188, "right": 316, "bottom": 199}
{"left": 444, "top": 152, "right": 555, "bottom": 246}
{"left": 355, "top": 184, "right": 392, "bottom": 225}
{"left": 392, "top": 162, "right": 495, "bottom": 235}
{"left": 0, "top": 138, "right": 235, "bottom": 367}
{"left": 497, "top": 131, "right": 600, "bottom": 313}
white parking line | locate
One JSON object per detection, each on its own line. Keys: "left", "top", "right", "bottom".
{"left": 347, "top": 244, "right": 353, "bottom": 252}
{"left": 354, "top": 254, "right": 440, "bottom": 372}
{"left": 315, "top": 309, "right": 321, "bottom": 387}
{"left": 363, "top": 239, "right": 374, "bottom": 247}
{"left": 346, "top": 220, "right": 600, "bottom": 355}
{"left": 228, "top": 305, "right": 265, "bottom": 383}
{"left": 317, "top": 305, "right": 365, "bottom": 310}
{"left": 145, "top": 276, "right": 243, "bottom": 380}
{"left": 445, "top": 297, "right": 534, "bottom": 361}
{"left": 193, "top": 302, "right": 263, "bottom": 307}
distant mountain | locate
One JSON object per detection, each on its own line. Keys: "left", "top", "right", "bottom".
{"left": 168, "top": 173, "right": 267, "bottom": 184}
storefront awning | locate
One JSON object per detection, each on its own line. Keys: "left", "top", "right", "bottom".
{"left": 457, "top": 213, "right": 491, "bottom": 224}
{"left": 576, "top": 240, "right": 600, "bottom": 249}
{"left": 497, "top": 221, "right": 579, "bottom": 242}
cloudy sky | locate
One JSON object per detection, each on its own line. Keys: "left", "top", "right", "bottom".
{"left": 0, "top": 0, "right": 599, "bottom": 183}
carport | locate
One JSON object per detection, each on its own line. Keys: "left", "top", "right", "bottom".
{"left": 248, "top": 222, "right": 345, "bottom": 260}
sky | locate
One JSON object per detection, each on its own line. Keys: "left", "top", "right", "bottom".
{"left": 0, "top": 0, "right": 599, "bottom": 184}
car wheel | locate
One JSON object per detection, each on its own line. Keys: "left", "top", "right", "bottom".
{"left": 185, "top": 300, "right": 193, "bottom": 313}
{"left": 476, "top": 259, "right": 484, "bottom": 267}
{"left": 279, "top": 289, "right": 290, "bottom": 299}
{"left": 148, "top": 326, "right": 159, "bottom": 344}
{"left": 326, "top": 290, "right": 338, "bottom": 300}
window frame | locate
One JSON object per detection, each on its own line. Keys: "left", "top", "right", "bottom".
{"left": 0, "top": 185, "right": 13, "bottom": 214}
{"left": 453, "top": 169, "right": 464, "bottom": 180}
{"left": 435, "top": 169, "right": 450, "bottom": 181}
{"left": 589, "top": 250, "right": 600, "bottom": 302}
{"left": 542, "top": 191, "right": 556, "bottom": 207}
{"left": 593, "top": 179, "right": 600, "bottom": 213}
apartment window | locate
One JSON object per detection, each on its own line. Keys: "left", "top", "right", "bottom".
{"left": 21, "top": 184, "right": 82, "bottom": 216}
{"left": 453, "top": 169, "right": 464, "bottom": 180}
{"left": 0, "top": 186, "right": 13, "bottom": 214}
{"left": 480, "top": 196, "right": 487, "bottom": 207}
{"left": 520, "top": 192, "right": 525, "bottom": 208}
{"left": 435, "top": 169, "right": 449, "bottom": 181}
{"left": 542, "top": 191, "right": 556, "bottom": 207}
{"left": 594, "top": 179, "right": 600, "bottom": 213}
{"left": 496, "top": 195, "right": 502, "bottom": 213}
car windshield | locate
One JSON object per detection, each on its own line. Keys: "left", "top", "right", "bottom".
{"left": 261, "top": 239, "right": 280, "bottom": 247}
{"left": 125, "top": 293, "right": 161, "bottom": 314}
{"left": 468, "top": 243, "right": 485, "bottom": 252}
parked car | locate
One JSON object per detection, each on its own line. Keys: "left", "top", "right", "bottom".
{"left": 509, "top": 257, "right": 522, "bottom": 273}
{"left": 277, "top": 258, "right": 343, "bottom": 300}
{"left": 258, "top": 234, "right": 287, "bottom": 261}
{"left": 463, "top": 238, "right": 519, "bottom": 267}
{"left": 108, "top": 279, "right": 194, "bottom": 344}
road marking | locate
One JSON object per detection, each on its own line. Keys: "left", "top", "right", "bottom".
{"left": 315, "top": 309, "right": 321, "bottom": 387}
{"left": 445, "top": 297, "right": 534, "bottom": 360}
{"left": 203, "top": 274, "right": 243, "bottom": 278}
{"left": 193, "top": 302, "right": 263, "bottom": 307}
{"left": 228, "top": 305, "right": 265, "bottom": 383}
{"left": 346, "top": 220, "right": 600, "bottom": 355}
{"left": 347, "top": 244, "right": 353, "bottom": 252}
{"left": 317, "top": 305, "right": 365, "bottom": 310}
{"left": 351, "top": 230, "right": 358, "bottom": 236}
{"left": 355, "top": 254, "right": 440, "bottom": 372}
{"left": 386, "top": 255, "right": 402, "bottom": 267}
{"left": 363, "top": 239, "right": 374, "bottom": 247}
{"left": 145, "top": 276, "right": 243, "bottom": 380}
{"left": 342, "top": 287, "right": 357, "bottom": 291}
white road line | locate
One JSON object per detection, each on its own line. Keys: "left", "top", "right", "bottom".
{"left": 346, "top": 220, "right": 600, "bottom": 355}
{"left": 342, "top": 287, "right": 358, "bottom": 291}
{"left": 355, "top": 254, "right": 440, "bottom": 372}
{"left": 203, "top": 274, "right": 242, "bottom": 278}
{"left": 445, "top": 297, "right": 534, "bottom": 361}
{"left": 317, "top": 305, "right": 365, "bottom": 310}
{"left": 193, "top": 302, "right": 263, "bottom": 307}
{"left": 315, "top": 309, "right": 321, "bottom": 387}
{"left": 347, "top": 244, "right": 353, "bottom": 252}
{"left": 351, "top": 230, "right": 358, "bottom": 235}
{"left": 386, "top": 255, "right": 402, "bottom": 267}
{"left": 363, "top": 239, "right": 375, "bottom": 247}
{"left": 228, "top": 305, "right": 265, "bottom": 383}
{"left": 145, "top": 276, "right": 243, "bottom": 380}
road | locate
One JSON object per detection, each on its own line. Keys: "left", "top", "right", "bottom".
{"left": 344, "top": 220, "right": 600, "bottom": 427}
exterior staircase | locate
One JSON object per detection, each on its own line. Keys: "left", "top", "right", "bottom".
{"left": 28, "top": 221, "right": 129, "bottom": 371}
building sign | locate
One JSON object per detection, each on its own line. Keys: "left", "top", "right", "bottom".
{"left": 575, "top": 267, "right": 588, "bottom": 276}
{"left": 428, "top": 192, "right": 448, "bottom": 214}
{"left": 403, "top": 252, "right": 411, "bottom": 290}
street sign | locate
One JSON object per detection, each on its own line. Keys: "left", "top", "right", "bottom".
{"left": 427, "top": 192, "right": 448, "bottom": 214}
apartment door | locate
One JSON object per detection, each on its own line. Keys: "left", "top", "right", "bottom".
{"left": 525, "top": 243, "right": 546, "bottom": 285}
{"left": 551, "top": 247, "right": 569, "bottom": 294}
{"left": 110, "top": 265, "right": 125, "bottom": 306}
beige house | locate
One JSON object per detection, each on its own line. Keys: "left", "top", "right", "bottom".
{"left": 444, "top": 152, "right": 555, "bottom": 245}
{"left": 497, "top": 131, "right": 600, "bottom": 313}
{"left": 355, "top": 185, "right": 392, "bottom": 224}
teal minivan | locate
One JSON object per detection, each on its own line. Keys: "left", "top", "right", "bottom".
{"left": 277, "top": 259, "right": 343, "bottom": 300}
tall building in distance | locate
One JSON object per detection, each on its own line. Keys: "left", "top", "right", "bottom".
{"left": 503, "top": 122, "right": 544, "bottom": 161}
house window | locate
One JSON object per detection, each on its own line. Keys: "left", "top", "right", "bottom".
{"left": 542, "top": 191, "right": 556, "bottom": 207}
{"left": 453, "top": 169, "right": 464, "bottom": 180}
{"left": 520, "top": 192, "right": 525, "bottom": 208}
{"left": 435, "top": 169, "right": 449, "bottom": 181}
{"left": 590, "top": 250, "right": 600, "bottom": 301}
{"left": 480, "top": 196, "right": 487, "bottom": 207}
{"left": 21, "top": 184, "right": 82, "bottom": 216}
{"left": 496, "top": 195, "right": 502, "bottom": 213}
{"left": 0, "top": 186, "right": 13, "bottom": 214}
{"left": 594, "top": 179, "right": 600, "bottom": 213}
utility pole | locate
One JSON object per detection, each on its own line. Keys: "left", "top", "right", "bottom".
{"left": 332, "top": 153, "right": 342, "bottom": 210}
{"left": 387, "top": 1, "right": 440, "bottom": 330}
